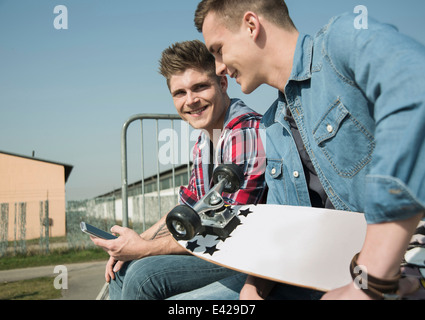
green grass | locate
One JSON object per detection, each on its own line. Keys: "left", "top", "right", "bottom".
{"left": 0, "top": 277, "right": 62, "bottom": 300}
{"left": 0, "top": 246, "right": 109, "bottom": 300}
{"left": 0, "top": 247, "right": 108, "bottom": 271}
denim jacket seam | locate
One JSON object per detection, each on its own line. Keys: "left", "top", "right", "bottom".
{"left": 312, "top": 98, "right": 344, "bottom": 139}
{"left": 317, "top": 80, "right": 374, "bottom": 177}
{"left": 318, "top": 124, "right": 375, "bottom": 178}
{"left": 322, "top": 51, "right": 358, "bottom": 88}
{"left": 321, "top": 23, "right": 359, "bottom": 89}
{"left": 320, "top": 146, "right": 373, "bottom": 178}
{"left": 311, "top": 97, "right": 375, "bottom": 177}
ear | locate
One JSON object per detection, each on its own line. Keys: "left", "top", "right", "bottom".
{"left": 242, "top": 11, "right": 261, "bottom": 40}
{"left": 219, "top": 75, "right": 228, "bottom": 92}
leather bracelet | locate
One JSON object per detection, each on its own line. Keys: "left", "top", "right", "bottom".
{"left": 349, "top": 253, "right": 401, "bottom": 300}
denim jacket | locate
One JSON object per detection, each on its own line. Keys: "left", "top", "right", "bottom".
{"left": 261, "top": 13, "right": 425, "bottom": 224}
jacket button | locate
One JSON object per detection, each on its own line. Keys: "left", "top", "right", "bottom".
{"left": 327, "top": 124, "right": 333, "bottom": 133}
{"left": 271, "top": 168, "right": 276, "bottom": 175}
{"left": 293, "top": 171, "right": 299, "bottom": 178}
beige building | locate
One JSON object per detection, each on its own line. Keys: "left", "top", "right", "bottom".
{"left": 0, "top": 151, "right": 73, "bottom": 241}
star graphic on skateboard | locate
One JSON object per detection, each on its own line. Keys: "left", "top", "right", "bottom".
{"left": 185, "top": 234, "right": 221, "bottom": 256}
{"left": 204, "top": 244, "right": 219, "bottom": 256}
{"left": 186, "top": 240, "right": 200, "bottom": 251}
{"left": 238, "top": 207, "right": 253, "bottom": 217}
{"left": 182, "top": 206, "right": 256, "bottom": 256}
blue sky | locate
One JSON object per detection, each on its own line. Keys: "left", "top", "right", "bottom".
{"left": 1, "top": 0, "right": 424, "bottom": 201}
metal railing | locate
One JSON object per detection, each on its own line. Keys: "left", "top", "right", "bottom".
{"left": 120, "top": 114, "right": 192, "bottom": 228}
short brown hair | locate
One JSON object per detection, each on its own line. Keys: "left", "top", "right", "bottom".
{"left": 159, "top": 39, "right": 220, "bottom": 89}
{"left": 194, "top": 0, "right": 296, "bottom": 32}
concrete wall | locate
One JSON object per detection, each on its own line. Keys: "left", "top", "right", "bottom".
{"left": 115, "top": 188, "right": 180, "bottom": 228}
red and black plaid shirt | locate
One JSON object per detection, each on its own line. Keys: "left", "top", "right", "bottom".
{"left": 179, "top": 99, "right": 266, "bottom": 208}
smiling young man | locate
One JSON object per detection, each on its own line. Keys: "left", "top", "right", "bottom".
{"left": 169, "top": 63, "right": 229, "bottom": 148}
{"left": 191, "top": 0, "right": 425, "bottom": 300}
{"left": 91, "top": 40, "right": 266, "bottom": 299}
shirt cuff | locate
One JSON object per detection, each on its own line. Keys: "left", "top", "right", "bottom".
{"left": 365, "top": 175, "right": 425, "bottom": 224}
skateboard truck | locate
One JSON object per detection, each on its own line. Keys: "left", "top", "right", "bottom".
{"left": 166, "top": 163, "right": 244, "bottom": 241}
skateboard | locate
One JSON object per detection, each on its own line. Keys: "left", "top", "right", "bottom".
{"left": 166, "top": 164, "right": 367, "bottom": 292}
{"left": 401, "top": 223, "right": 425, "bottom": 300}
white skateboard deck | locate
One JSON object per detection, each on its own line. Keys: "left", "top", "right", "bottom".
{"left": 175, "top": 204, "right": 367, "bottom": 292}
{"left": 405, "top": 247, "right": 425, "bottom": 268}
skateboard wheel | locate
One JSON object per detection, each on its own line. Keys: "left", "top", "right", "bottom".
{"left": 166, "top": 205, "right": 202, "bottom": 240}
{"left": 213, "top": 163, "right": 244, "bottom": 193}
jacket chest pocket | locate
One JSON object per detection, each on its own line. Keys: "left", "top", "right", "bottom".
{"left": 312, "top": 99, "right": 375, "bottom": 177}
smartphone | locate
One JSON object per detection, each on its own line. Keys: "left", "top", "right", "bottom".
{"left": 80, "top": 222, "right": 117, "bottom": 240}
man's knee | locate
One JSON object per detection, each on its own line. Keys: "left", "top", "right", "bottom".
{"left": 121, "top": 256, "right": 172, "bottom": 300}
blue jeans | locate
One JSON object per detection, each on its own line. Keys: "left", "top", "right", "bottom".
{"left": 108, "top": 255, "right": 238, "bottom": 300}
{"left": 169, "top": 273, "right": 324, "bottom": 300}
{"left": 168, "top": 273, "right": 247, "bottom": 300}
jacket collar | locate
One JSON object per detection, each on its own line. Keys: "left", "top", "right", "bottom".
{"left": 288, "top": 33, "right": 314, "bottom": 82}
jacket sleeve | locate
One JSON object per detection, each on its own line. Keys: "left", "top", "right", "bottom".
{"left": 327, "top": 13, "right": 425, "bottom": 223}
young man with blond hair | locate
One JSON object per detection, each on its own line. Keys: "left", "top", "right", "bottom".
{"left": 188, "top": 0, "right": 425, "bottom": 300}
{"left": 91, "top": 39, "right": 266, "bottom": 299}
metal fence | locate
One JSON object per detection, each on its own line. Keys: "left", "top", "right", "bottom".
{"left": 120, "top": 114, "right": 193, "bottom": 230}
{"left": 0, "top": 114, "right": 194, "bottom": 255}
{"left": 66, "top": 197, "right": 116, "bottom": 249}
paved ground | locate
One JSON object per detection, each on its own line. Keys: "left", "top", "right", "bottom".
{"left": 0, "top": 260, "right": 108, "bottom": 300}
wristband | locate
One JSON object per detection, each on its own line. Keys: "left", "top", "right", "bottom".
{"left": 350, "top": 253, "right": 401, "bottom": 300}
